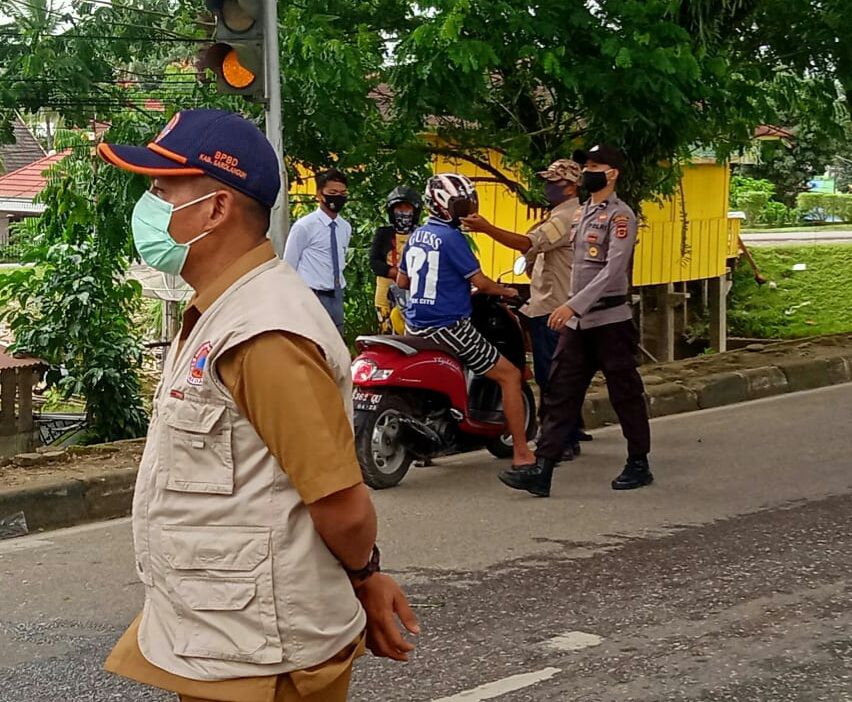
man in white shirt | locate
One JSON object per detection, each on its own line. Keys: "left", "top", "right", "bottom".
{"left": 284, "top": 169, "right": 352, "bottom": 335}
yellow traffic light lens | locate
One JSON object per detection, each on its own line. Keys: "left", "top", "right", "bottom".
{"left": 222, "top": 49, "right": 256, "bottom": 88}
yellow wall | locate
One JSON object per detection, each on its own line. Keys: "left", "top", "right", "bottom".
{"left": 291, "top": 151, "right": 732, "bottom": 287}
{"left": 429, "top": 151, "right": 732, "bottom": 286}
{"left": 634, "top": 160, "right": 731, "bottom": 285}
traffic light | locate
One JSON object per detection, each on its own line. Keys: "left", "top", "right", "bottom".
{"left": 202, "top": 0, "right": 265, "bottom": 98}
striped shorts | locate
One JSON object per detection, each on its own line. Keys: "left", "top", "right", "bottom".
{"left": 407, "top": 318, "right": 500, "bottom": 376}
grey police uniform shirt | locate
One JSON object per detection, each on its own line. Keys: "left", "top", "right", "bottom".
{"left": 567, "top": 195, "right": 638, "bottom": 330}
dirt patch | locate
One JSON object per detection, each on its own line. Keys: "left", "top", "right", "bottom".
{"left": 0, "top": 440, "right": 142, "bottom": 492}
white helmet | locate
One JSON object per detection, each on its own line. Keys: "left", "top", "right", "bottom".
{"left": 425, "top": 173, "right": 479, "bottom": 223}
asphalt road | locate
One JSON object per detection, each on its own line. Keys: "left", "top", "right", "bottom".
{"left": 0, "top": 384, "right": 850, "bottom": 701}
{"left": 740, "top": 230, "right": 852, "bottom": 246}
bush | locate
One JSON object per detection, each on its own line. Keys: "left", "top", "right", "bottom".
{"left": 761, "top": 200, "right": 795, "bottom": 227}
{"left": 796, "top": 192, "right": 852, "bottom": 223}
{"left": 736, "top": 190, "right": 771, "bottom": 224}
{"left": 730, "top": 175, "right": 775, "bottom": 208}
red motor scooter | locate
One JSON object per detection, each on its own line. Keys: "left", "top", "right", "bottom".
{"left": 352, "top": 274, "right": 536, "bottom": 489}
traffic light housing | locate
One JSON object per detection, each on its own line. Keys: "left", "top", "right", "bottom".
{"left": 202, "top": 0, "right": 265, "bottom": 99}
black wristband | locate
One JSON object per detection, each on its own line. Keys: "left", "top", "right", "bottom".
{"left": 345, "top": 544, "right": 381, "bottom": 581}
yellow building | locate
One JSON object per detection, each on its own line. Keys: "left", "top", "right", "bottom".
{"left": 430, "top": 152, "right": 731, "bottom": 287}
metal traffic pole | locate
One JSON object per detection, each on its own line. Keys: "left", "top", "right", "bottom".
{"left": 263, "top": 0, "right": 289, "bottom": 257}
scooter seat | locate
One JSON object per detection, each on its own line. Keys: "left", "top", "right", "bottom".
{"left": 356, "top": 334, "right": 464, "bottom": 361}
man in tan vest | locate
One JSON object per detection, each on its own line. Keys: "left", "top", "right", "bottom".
{"left": 462, "top": 158, "right": 590, "bottom": 460}
{"left": 97, "top": 109, "right": 417, "bottom": 701}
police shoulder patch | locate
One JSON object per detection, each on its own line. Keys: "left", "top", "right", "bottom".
{"left": 613, "top": 214, "right": 631, "bottom": 239}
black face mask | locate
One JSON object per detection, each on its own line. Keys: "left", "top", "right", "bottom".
{"left": 581, "top": 170, "right": 609, "bottom": 193}
{"left": 323, "top": 194, "right": 348, "bottom": 212}
{"left": 392, "top": 211, "right": 415, "bottom": 233}
{"left": 545, "top": 181, "right": 570, "bottom": 207}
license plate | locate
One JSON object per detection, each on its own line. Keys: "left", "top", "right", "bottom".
{"left": 353, "top": 390, "right": 383, "bottom": 412}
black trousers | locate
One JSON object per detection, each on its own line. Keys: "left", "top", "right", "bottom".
{"left": 536, "top": 319, "right": 651, "bottom": 461}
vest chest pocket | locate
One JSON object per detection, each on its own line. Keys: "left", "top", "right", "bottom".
{"left": 162, "top": 525, "right": 283, "bottom": 664}
{"left": 164, "top": 403, "right": 234, "bottom": 495}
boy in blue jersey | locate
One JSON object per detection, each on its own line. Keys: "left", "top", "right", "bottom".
{"left": 397, "top": 174, "right": 537, "bottom": 470}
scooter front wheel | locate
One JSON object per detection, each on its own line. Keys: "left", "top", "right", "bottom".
{"left": 354, "top": 394, "right": 415, "bottom": 489}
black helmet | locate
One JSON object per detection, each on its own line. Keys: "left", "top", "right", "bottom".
{"left": 385, "top": 185, "right": 423, "bottom": 233}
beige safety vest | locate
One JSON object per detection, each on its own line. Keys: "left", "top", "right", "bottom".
{"left": 132, "top": 257, "right": 365, "bottom": 681}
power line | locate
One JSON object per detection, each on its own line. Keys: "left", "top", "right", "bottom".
{"left": 5, "top": 0, "right": 208, "bottom": 42}
{"left": 0, "top": 31, "right": 209, "bottom": 42}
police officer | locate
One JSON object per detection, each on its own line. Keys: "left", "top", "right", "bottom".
{"left": 498, "top": 144, "right": 653, "bottom": 497}
{"left": 461, "top": 158, "right": 589, "bottom": 459}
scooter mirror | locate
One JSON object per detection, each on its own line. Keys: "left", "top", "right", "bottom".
{"left": 513, "top": 255, "right": 528, "bottom": 277}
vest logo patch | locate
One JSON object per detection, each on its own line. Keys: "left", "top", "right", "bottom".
{"left": 187, "top": 341, "right": 213, "bottom": 387}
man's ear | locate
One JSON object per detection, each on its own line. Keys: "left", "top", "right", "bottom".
{"left": 209, "top": 189, "right": 233, "bottom": 228}
{"left": 608, "top": 168, "right": 620, "bottom": 184}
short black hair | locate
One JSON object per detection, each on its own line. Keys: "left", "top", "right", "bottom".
{"left": 316, "top": 168, "right": 348, "bottom": 191}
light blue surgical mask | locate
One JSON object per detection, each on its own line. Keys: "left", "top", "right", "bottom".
{"left": 131, "top": 190, "right": 219, "bottom": 275}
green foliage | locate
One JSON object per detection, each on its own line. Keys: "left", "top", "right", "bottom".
{"left": 2, "top": 0, "right": 852, "bottom": 396}
{"left": 761, "top": 200, "right": 795, "bottom": 227}
{"left": 728, "top": 245, "right": 852, "bottom": 338}
{"left": 730, "top": 175, "right": 776, "bottom": 204}
{"left": 731, "top": 174, "right": 804, "bottom": 225}
{"left": 730, "top": 175, "right": 795, "bottom": 225}
{"left": 743, "top": 118, "right": 852, "bottom": 208}
{"left": 390, "top": 0, "right": 848, "bottom": 209}
{"left": 796, "top": 192, "right": 852, "bottom": 223}
{"left": 0, "top": 143, "right": 149, "bottom": 442}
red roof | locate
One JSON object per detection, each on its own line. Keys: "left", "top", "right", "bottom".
{"left": 0, "top": 151, "right": 69, "bottom": 199}
{"left": 754, "top": 125, "right": 795, "bottom": 141}
{"left": 0, "top": 345, "right": 47, "bottom": 371}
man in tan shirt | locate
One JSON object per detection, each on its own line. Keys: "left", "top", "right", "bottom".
{"left": 97, "top": 109, "right": 417, "bottom": 701}
{"left": 462, "top": 159, "right": 588, "bottom": 458}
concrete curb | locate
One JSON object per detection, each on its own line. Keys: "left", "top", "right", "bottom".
{"left": 1, "top": 353, "right": 851, "bottom": 534}
{"left": 0, "top": 468, "right": 136, "bottom": 533}
{"left": 582, "top": 353, "right": 852, "bottom": 430}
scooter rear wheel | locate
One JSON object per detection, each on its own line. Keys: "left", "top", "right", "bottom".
{"left": 355, "top": 394, "right": 415, "bottom": 489}
{"left": 485, "top": 382, "right": 537, "bottom": 459}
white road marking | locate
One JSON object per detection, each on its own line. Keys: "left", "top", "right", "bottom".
{"left": 431, "top": 667, "right": 561, "bottom": 701}
{"left": 0, "top": 517, "right": 130, "bottom": 554}
{"left": 544, "top": 630, "right": 604, "bottom": 652}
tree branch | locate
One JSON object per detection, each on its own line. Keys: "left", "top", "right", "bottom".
{"left": 420, "top": 144, "right": 536, "bottom": 204}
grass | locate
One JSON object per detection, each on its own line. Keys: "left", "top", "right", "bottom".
{"left": 728, "top": 244, "right": 852, "bottom": 339}
{"left": 742, "top": 223, "right": 852, "bottom": 234}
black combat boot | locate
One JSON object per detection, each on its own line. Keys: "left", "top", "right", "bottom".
{"left": 498, "top": 458, "right": 557, "bottom": 497}
{"left": 577, "top": 430, "right": 594, "bottom": 442}
{"left": 560, "top": 443, "right": 580, "bottom": 461}
{"left": 611, "top": 455, "right": 654, "bottom": 490}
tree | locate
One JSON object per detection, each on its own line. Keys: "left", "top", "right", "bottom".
{"left": 0, "top": 0, "right": 850, "bottom": 435}
{"left": 389, "top": 0, "right": 848, "bottom": 208}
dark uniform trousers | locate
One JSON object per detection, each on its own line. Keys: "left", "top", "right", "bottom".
{"left": 536, "top": 319, "right": 650, "bottom": 460}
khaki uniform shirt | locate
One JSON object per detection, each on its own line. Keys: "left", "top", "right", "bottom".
{"left": 105, "top": 241, "right": 365, "bottom": 701}
{"left": 521, "top": 198, "right": 579, "bottom": 318}
{"left": 567, "top": 195, "right": 638, "bottom": 329}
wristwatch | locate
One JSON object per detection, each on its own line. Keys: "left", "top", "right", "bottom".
{"left": 346, "top": 544, "right": 381, "bottom": 582}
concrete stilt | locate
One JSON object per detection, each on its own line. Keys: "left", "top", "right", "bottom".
{"left": 708, "top": 274, "right": 728, "bottom": 353}
{"left": 640, "top": 283, "right": 676, "bottom": 363}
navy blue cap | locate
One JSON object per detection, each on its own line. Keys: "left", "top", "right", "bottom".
{"left": 97, "top": 109, "right": 281, "bottom": 208}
